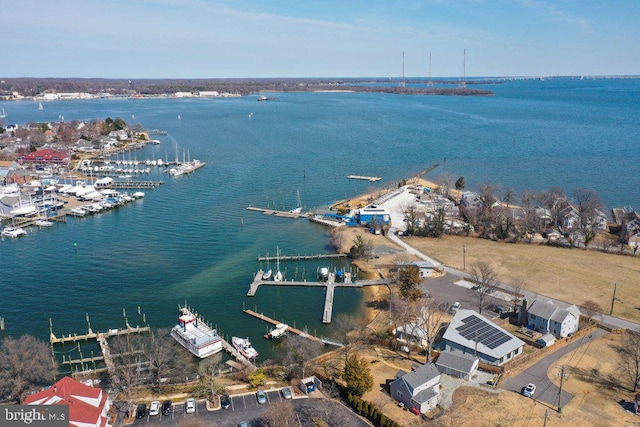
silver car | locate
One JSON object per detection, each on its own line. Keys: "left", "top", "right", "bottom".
{"left": 256, "top": 390, "right": 267, "bottom": 404}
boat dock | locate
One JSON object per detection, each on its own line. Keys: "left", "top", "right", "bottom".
{"left": 49, "top": 324, "right": 151, "bottom": 345}
{"left": 347, "top": 175, "right": 381, "bottom": 182}
{"left": 246, "top": 206, "right": 310, "bottom": 219}
{"left": 108, "top": 180, "right": 163, "bottom": 189}
{"left": 247, "top": 270, "right": 390, "bottom": 323}
{"left": 243, "top": 309, "right": 331, "bottom": 344}
{"left": 258, "top": 253, "right": 346, "bottom": 262}
{"left": 221, "top": 338, "right": 257, "bottom": 372}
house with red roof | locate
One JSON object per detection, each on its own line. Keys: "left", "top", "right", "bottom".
{"left": 19, "top": 148, "right": 71, "bottom": 166}
{"left": 24, "top": 376, "right": 112, "bottom": 427}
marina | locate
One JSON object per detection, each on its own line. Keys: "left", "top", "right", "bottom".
{"left": 247, "top": 269, "right": 390, "bottom": 323}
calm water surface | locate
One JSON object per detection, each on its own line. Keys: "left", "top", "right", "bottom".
{"left": 1, "top": 78, "right": 638, "bottom": 367}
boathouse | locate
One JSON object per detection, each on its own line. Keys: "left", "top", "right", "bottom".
{"left": 356, "top": 205, "right": 390, "bottom": 225}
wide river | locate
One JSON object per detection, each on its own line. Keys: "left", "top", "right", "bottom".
{"left": 1, "top": 77, "right": 638, "bottom": 368}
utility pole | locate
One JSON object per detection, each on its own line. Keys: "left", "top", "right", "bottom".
{"left": 463, "top": 245, "right": 467, "bottom": 270}
{"left": 557, "top": 365, "right": 566, "bottom": 413}
{"left": 610, "top": 282, "right": 618, "bottom": 315}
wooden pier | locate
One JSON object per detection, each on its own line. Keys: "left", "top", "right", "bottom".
{"left": 258, "top": 253, "right": 346, "bottom": 262}
{"left": 247, "top": 270, "right": 390, "bottom": 323}
{"left": 243, "top": 310, "right": 322, "bottom": 343}
{"left": 49, "top": 325, "right": 151, "bottom": 345}
{"left": 347, "top": 175, "right": 381, "bottom": 182}
{"left": 246, "top": 206, "right": 310, "bottom": 219}
{"left": 221, "top": 338, "right": 257, "bottom": 372}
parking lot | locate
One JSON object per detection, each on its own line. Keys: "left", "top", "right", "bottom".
{"left": 128, "top": 388, "right": 295, "bottom": 427}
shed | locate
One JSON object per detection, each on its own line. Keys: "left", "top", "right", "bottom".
{"left": 435, "top": 350, "right": 479, "bottom": 380}
{"left": 299, "top": 376, "right": 322, "bottom": 395}
{"left": 537, "top": 333, "right": 556, "bottom": 347}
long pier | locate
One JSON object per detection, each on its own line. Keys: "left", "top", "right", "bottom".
{"left": 247, "top": 270, "right": 390, "bottom": 323}
{"left": 108, "top": 181, "right": 163, "bottom": 189}
{"left": 49, "top": 325, "right": 151, "bottom": 345}
{"left": 258, "top": 253, "right": 347, "bottom": 262}
{"left": 242, "top": 310, "right": 322, "bottom": 343}
{"left": 246, "top": 206, "right": 310, "bottom": 219}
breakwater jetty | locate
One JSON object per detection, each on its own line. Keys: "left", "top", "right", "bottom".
{"left": 247, "top": 270, "right": 390, "bottom": 323}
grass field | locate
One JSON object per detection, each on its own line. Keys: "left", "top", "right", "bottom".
{"left": 403, "top": 235, "right": 640, "bottom": 324}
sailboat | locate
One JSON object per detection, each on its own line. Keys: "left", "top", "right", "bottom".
{"left": 273, "top": 247, "right": 283, "bottom": 282}
{"left": 290, "top": 190, "right": 302, "bottom": 214}
{"left": 38, "top": 102, "right": 44, "bottom": 111}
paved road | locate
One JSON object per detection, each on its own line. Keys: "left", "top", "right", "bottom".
{"left": 500, "top": 328, "right": 607, "bottom": 409}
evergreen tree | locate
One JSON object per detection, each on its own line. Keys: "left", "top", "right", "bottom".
{"left": 342, "top": 354, "right": 373, "bottom": 397}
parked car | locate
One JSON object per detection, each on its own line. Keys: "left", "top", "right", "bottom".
{"left": 522, "top": 383, "right": 536, "bottom": 398}
{"left": 238, "top": 422, "right": 250, "bottom": 427}
{"left": 449, "top": 302, "right": 461, "bottom": 313}
{"left": 135, "top": 404, "right": 147, "bottom": 419}
{"left": 256, "top": 389, "right": 267, "bottom": 404}
{"left": 149, "top": 400, "right": 161, "bottom": 416}
{"left": 221, "top": 393, "right": 231, "bottom": 409}
{"left": 281, "top": 387, "right": 292, "bottom": 400}
{"left": 162, "top": 400, "right": 172, "bottom": 416}
{"left": 185, "top": 398, "right": 196, "bottom": 414}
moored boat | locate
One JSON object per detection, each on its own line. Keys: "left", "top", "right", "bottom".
{"left": 1, "top": 226, "right": 27, "bottom": 238}
{"left": 262, "top": 269, "right": 272, "bottom": 280}
{"left": 232, "top": 336, "right": 258, "bottom": 359}
{"left": 265, "top": 323, "right": 288, "bottom": 339}
{"left": 35, "top": 219, "right": 54, "bottom": 227}
{"left": 170, "top": 305, "right": 223, "bottom": 358}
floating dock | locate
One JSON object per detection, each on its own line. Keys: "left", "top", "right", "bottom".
{"left": 347, "top": 175, "right": 381, "bottom": 182}
{"left": 243, "top": 310, "right": 322, "bottom": 343}
{"left": 247, "top": 270, "right": 390, "bottom": 323}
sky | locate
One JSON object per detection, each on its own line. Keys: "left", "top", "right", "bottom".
{"left": 1, "top": 0, "right": 638, "bottom": 79}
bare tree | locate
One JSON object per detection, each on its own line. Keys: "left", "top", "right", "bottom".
{"left": 468, "top": 262, "right": 498, "bottom": 314}
{"left": 280, "top": 335, "right": 322, "bottom": 379}
{"left": 412, "top": 299, "right": 446, "bottom": 363}
{"left": 618, "top": 331, "right": 640, "bottom": 392}
{"left": 262, "top": 400, "right": 297, "bottom": 427}
{"left": 0, "top": 335, "right": 58, "bottom": 402}
{"left": 192, "top": 354, "right": 225, "bottom": 402}
{"left": 510, "top": 279, "right": 528, "bottom": 314}
{"left": 332, "top": 313, "right": 367, "bottom": 364}
{"left": 580, "top": 300, "right": 603, "bottom": 325}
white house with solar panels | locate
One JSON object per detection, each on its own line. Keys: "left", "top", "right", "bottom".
{"left": 441, "top": 309, "right": 525, "bottom": 366}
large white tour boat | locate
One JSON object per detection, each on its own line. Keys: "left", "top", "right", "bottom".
{"left": 171, "top": 306, "right": 223, "bottom": 358}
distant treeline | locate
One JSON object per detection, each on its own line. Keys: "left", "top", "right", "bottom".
{"left": 0, "top": 77, "right": 493, "bottom": 97}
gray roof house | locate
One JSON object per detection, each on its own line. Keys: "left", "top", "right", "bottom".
{"left": 390, "top": 363, "right": 440, "bottom": 414}
{"left": 526, "top": 299, "right": 580, "bottom": 339}
{"left": 436, "top": 350, "right": 479, "bottom": 380}
{"left": 441, "top": 309, "right": 525, "bottom": 366}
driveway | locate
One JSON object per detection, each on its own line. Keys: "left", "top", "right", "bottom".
{"left": 500, "top": 328, "right": 607, "bottom": 409}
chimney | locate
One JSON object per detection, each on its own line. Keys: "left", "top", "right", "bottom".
{"left": 53, "top": 386, "right": 57, "bottom": 394}
{"left": 520, "top": 299, "right": 528, "bottom": 325}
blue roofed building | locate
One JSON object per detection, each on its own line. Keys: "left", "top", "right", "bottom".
{"left": 356, "top": 205, "right": 390, "bottom": 225}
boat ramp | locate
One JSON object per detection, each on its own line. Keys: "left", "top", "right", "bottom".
{"left": 247, "top": 270, "right": 390, "bottom": 323}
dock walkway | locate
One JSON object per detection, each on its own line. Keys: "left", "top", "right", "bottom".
{"left": 221, "top": 338, "right": 256, "bottom": 372}
{"left": 258, "top": 253, "right": 346, "bottom": 262}
{"left": 347, "top": 175, "right": 381, "bottom": 182}
{"left": 247, "top": 270, "right": 390, "bottom": 323}
{"left": 246, "top": 206, "right": 310, "bottom": 219}
{"left": 243, "top": 310, "right": 322, "bottom": 343}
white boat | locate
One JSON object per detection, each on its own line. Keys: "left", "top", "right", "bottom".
{"left": 2, "top": 226, "right": 27, "bottom": 238}
{"left": 132, "top": 191, "right": 145, "bottom": 199}
{"left": 265, "top": 323, "right": 288, "bottom": 339}
{"left": 35, "top": 219, "right": 53, "bottom": 227}
{"left": 232, "top": 336, "right": 259, "bottom": 359}
{"left": 38, "top": 102, "right": 44, "bottom": 110}
{"left": 170, "top": 306, "right": 223, "bottom": 358}
{"left": 290, "top": 190, "right": 302, "bottom": 214}
{"left": 273, "top": 247, "right": 283, "bottom": 282}
{"left": 262, "top": 269, "right": 272, "bottom": 280}
{"left": 70, "top": 207, "right": 86, "bottom": 217}
{"left": 169, "top": 167, "right": 184, "bottom": 177}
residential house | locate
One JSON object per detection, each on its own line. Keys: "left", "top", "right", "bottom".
{"left": 441, "top": 309, "right": 525, "bottom": 366}
{"left": 396, "top": 260, "right": 440, "bottom": 278}
{"left": 24, "top": 376, "right": 111, "bottom": 427}
{"left": 526, "top": 299, "right": 580, "bottom": 339}
{"left": 390, "top": 363, "right": 441, "bottom": 414}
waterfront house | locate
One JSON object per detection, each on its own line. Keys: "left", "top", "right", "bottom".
{"left": 390, "top": 363, "right": 441, "bottom": 414}
{"left": 526, "top": 299, "right": 580, "bottom": 339}
{"left": 24, "top": 376, "right": 112, "bottom": 427}
{"left": 441, "top": 309, "right": 524, "bottom": 366}
{"left": 396, "top": 260, "right": 440, "bottom": 278}
{"left": 19, "top": 148, "right": 70, "bottom": 167}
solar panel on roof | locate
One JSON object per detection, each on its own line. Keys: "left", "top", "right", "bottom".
{"left": 456, "top": 314, "right": 513, "bottom": 350}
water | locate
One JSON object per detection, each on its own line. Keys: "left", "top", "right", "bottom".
{"left": 1, "top": 78, "right": 639, "bottom": 365}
